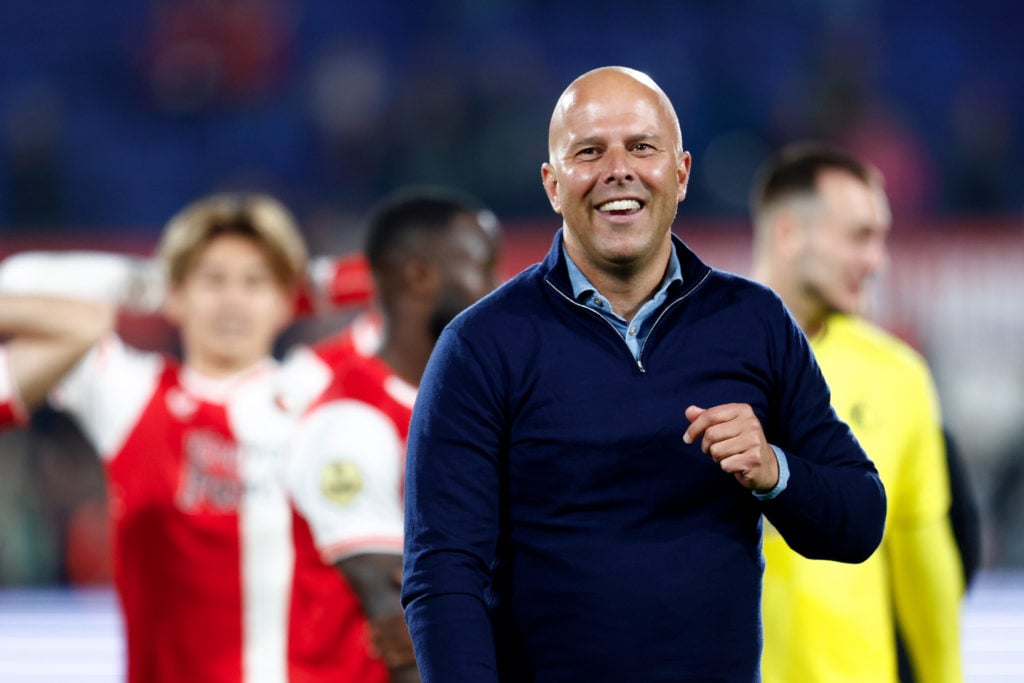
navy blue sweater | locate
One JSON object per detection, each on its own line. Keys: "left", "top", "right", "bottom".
{"left": 403, "top": 232, "right": 886, "bottom": 683}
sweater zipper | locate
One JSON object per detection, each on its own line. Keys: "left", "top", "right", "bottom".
{"left": 637, "top": 268, "right": 712, "bottom": 365}
{"left": 545, "top": 279, "right": 645, "bottom": 371}
{"left": 546, "top": 268, "right": 712, "bottom": 374}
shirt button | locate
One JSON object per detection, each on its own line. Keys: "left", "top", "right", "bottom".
{"left": 594, "top": 297, "right": 604, "bottom": 307}
{"left": 629, "top": 327, "right": 637, "bottom": 336}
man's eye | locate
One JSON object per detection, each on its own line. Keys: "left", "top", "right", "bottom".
{"left": 577, "top": 147, "right": 599, "bottom": 157}
{"left": 633, "top": 143, "right": 653, "bottom": 152}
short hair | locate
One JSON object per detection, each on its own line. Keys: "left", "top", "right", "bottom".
{"left": 363, "top": 185, "right": 496, "bottom": 274}
{"left": 158, "top": 193, "right": 308, "bottom": 288}
{"left": 750, "top": 141, "right": 880, "bottom": 220}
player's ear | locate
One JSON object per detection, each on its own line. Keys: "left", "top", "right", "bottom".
{"left": 162, "top": 285, "right": 184, "bottom": 325}
{"left": 774, "top": 208, "right": 806, "bottom": 260}
{"left": 270, "top": 284, "right": 296, "bottom": 332}
{"left": 402, "top": 256, "right": 440, "bottom": 299}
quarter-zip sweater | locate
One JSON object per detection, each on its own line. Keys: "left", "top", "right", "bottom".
{"left": 403, "top": 230, "right": 886, "bottom": 683}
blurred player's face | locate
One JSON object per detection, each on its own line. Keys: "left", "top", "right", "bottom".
{"left": 166, "top": 234, "right": 293, "bottom": 375}
{"left": 795, "top": 170, "right": 891, "bottom": 318}
{"left": 428, "top": 213, "right": 500, "bottom": 340}
{"left": 542, "top": 69, "right": 690, "bottom": 277}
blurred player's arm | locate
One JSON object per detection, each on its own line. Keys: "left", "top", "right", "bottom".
{"left": 287, "top": 401, "right": 417, "bottom": 682}
{"left": 0, "top": 293, "right": 115, "bottom": 409}
{"left": 337, "top": 553, "right": 419, "bottom": 683}
{"left": 889, "top": 367, "right": 964, "bottom": 683}
{"left": 0, "top": 250, "right": 372, "bottom": 316}
{"left": 942, "top": 429, "right": 982, "bottom": 590}
{"left": 890, "top": 515, "right": 964, "bottom": 683}
{"left": 0, "top": 251, "right": 164, "bottom": 312}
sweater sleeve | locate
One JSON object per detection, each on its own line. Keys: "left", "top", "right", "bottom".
{"left": 402, "top": 326, "right": 505, "bottom": 683}
{"left": 759, "top": 309, "right": 887, "bottom": 563}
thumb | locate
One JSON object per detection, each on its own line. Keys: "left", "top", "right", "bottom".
{"left": 684, "top": 405, "right": 705, "bottom": 422}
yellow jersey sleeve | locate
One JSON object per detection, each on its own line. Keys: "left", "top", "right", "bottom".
{"left": 762, "top": 315, "right": 963, "bottom": 683}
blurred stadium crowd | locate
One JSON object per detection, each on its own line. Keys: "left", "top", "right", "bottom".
{"left": 0, "top": 0, "right": 1022, "bottom": 587}
{"left": 1, "top": 0, "right": 1022, "bottom": 237}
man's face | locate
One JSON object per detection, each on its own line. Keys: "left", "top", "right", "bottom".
{"left": 166, "top": 234, "right": 293, "bottom": 373}
{"left": 428, "top": 213, "right": 500, "bottom": 340}
{"left": 541, "top": 72, "right": 690, "bottom": 275}
{"left": 796, "top": 170, "right": 891, "bottom": 317}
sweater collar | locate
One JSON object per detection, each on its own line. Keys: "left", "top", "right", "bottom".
{"left": 541, "top": 227, "right": 712, "bottom": 302}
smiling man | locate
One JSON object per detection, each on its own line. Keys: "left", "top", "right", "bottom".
{"left": 401, "top": 66, "right": 887, "bottom": 683}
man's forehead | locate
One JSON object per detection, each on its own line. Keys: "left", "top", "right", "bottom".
{"left": 553, "top": 91, "right": 677, "bottom": 144}
{"left": 548, "top": 67, "right": 682, "bottom": 154}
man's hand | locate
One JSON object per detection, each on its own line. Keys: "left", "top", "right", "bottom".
{"left": 683, "top": 403, "right": 779, "bottom": 492}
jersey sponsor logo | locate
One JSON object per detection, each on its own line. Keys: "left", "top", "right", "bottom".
{"left": 320, "top": 461, "right": 362, "bottom": 506}
{"left": 176, "top": 429, "right": 244, "bottom": 512}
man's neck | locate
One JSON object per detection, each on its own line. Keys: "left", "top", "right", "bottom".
{"left": 568, "top": 249, "right": 671, "bottom": 322}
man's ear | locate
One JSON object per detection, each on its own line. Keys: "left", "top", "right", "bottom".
{"left": 676, "top": 150, "right": 692, "bottom": 202}
{"left": 541, "top": 163, "right": 562, "bottom": 214}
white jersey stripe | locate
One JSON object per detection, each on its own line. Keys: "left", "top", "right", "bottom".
{"left": 231, "top": 370, "right": 296, "bottom": 683}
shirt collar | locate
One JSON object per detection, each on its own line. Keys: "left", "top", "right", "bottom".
{"left": 562, "top": 240, "right": 684, "bottom": 301}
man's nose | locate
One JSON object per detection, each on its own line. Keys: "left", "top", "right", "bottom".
{"left": 603, "top": 146, "right": 634, "bottom": 184}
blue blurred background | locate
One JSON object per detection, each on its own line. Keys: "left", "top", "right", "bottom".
{"left": 1, "top": 0, "right": 1023, "bottom": 581}
{"left": 1, "top": 0, "right": 1022, "bottom": 239}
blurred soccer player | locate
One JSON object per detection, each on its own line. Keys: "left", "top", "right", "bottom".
{"left": 0, "top": 193, "right": 359, "bottom": 682}
{"left": 751, "top": 142, "right": 963, "bottom": 683}
{"left": 0, "top": 293, "right": 114, "bottom": 429}
{"left": 286, "top": 186, "right": 500, "bottom": 682}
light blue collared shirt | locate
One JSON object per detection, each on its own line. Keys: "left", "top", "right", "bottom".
{"left": 561, "top": 241, "right": 789, "bottom": 500}
{"left": 562, "top": 243, "right": 682, "bottom": 361}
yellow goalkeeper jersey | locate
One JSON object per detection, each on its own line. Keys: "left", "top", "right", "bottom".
{"left": 761, "top": 314, "right": 963, "bottom": 683}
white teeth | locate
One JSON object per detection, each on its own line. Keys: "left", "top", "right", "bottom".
{"left": 598, "top": 199, "right": 641, "bottom": 212}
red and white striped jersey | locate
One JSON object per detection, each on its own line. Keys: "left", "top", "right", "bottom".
{"left": 50, "top": 334, "right": 380, "bottom": 683}
{"left": 309, "top": 311, "right": 381, "bottom": 371}
{"left": 286, "top": 350, "right": 413, "bottom": 566}
{"left": 283, "top": 329, "right": 411, "bottom": 683}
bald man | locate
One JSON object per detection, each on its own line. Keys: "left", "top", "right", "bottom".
{"left": 401, "top": 66, "right": 886, "bottom": 683}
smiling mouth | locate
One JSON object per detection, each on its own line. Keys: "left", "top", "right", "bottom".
{"left": 597, "top": 199, "right": 643, "bottom": 214}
